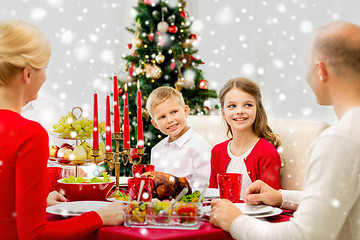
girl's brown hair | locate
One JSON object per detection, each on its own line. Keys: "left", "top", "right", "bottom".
{"left": 219, "top": 77, "right": 281, "bottom": 148}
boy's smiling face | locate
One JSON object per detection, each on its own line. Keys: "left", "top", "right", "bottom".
{"left": 151, "top": 99, "right": 190, "bottom": 141}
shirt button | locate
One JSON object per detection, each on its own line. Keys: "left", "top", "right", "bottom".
{"left": 244, "top": 157, "right": 247, "bottom": 161}
{"left": 248, "top": 171, "right": 250, "bottom": 175}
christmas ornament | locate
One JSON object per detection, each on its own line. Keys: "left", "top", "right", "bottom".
{"left": 183, "top": 78, "right": 195, "bottom": 89}
{"left": 135, "top": 67, "right": 143, "bottom": 75}
{"left": 133, "top": 37, "right": 143, "bottom": 48}
{"left": 175, "top": 77, "right": 184, "bottom": 91}
{"left": 144, "top": 0, "right": 152, "bottom": 4}
{"left": 157, "top": 21, "right": 169, "bottom": 33}
{"left": 199, "top": 79, "right": 209, "bottom": 90}
{"left": 170, "top": 62, "right": 176, "bottom": 70}
{"left": 148, "top": 33, "right": 154, "bottom": 42}
{"left": 180, "top": 10, "right": 187, "bottom": 19}
{"left": 127, "top": 43, "right": 132, "bottom": 49}
{"left": 168, "top": 25, "right": 178, "bottom": 34}
{"left": 144, "top": 64, "right": 153, "bottom": 77}
{"left": 118, "top": 87, "right": 124, "bottom": 96}
{"left": 142, "top": 108, "right": 150, "bottom": 121}
{"left": 178, "top": 54, "right": 191, "bottom": 69}
{"left": 151, "top": 65, "right": 162, "bottom": 79}
{"left": 182, "top": 39, "right": 191, "bottom": 48}
{"left": 190, "top": 34, "right": 197, "bottom": 40}
{"left": 128, "top": 61, "right": 135, "bottom": 76}
{"left": 152, "top": 11, "right": 161, "bottom": 21}
{"left": 167, "top": 15, "right": 176, "bottom": 24}
{"left": 155, "top": 54, "right": 165, "bottom": 64}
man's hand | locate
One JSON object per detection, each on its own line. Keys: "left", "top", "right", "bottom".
{"left": 243, "top": 180, "right": 282, "bottom": 207}
{"left": 47, "top": 191, "right": 67, "bottom": 207}
{"left": 209, "top": 199, "right": 242, "bottom": 232}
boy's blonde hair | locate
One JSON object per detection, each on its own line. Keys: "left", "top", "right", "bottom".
{"left": 146, "top": 86, "right": 185, "bottom": 118}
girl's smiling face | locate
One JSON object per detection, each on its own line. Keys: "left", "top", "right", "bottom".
{"left": 221, "top": 88, "right": 257, "bottom": 134}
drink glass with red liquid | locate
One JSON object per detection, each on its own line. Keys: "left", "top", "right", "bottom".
{"left": 217, "top": 173, "right": 242, "bottom": 203}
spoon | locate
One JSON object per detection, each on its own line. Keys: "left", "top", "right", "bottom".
{"left": 197, "top": 182, "right": 209, "bottom": 204}
{"left": 137, "top": 180, "right": 145, "bottom": 202}
{"left": 159, "top": 187, "right": 188, "bottom": 215}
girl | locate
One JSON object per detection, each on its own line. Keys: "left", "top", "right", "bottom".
{"left": 0, "top": 19, "right": 124, "bottom": 239}
{"left": 209, "top": 77, "right": 282, "bottom": 198}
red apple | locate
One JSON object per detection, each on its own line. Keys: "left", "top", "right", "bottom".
{"left": 49, "top": 145, "right": 60, "bottom": 158}
{"left": 60, "top": 143, "right": 74, "bottom": 150}
{"left": 57, "top": 147, "right": 73, "bottom": 164}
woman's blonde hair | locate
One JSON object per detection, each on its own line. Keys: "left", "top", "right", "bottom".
{"left": 0, "top": 19, "right": 51, "bottom": 86}
{"left": 146, "top": 86, "right": 185, "bottom": 118}
{"left": 219, "top": 77, "right": 281, "bottom": 148}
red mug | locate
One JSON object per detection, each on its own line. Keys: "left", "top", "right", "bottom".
{"left": 128, "top": 177, "right": 154, "bottom": 202}
{"left": 48, "top": 167, "right": 63, "bottom": 192}
{"left": 217, "top": 173, "right": 242, "bottom": 203}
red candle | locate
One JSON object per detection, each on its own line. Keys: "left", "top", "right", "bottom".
{"left": 113, "top": 74, "right": 121, "bottom": 133}
{"left": 136, "top": 80, "right": 144, "bottom": 148}
{"left": 105, "top": 94, "right": 112, "bottom": 153}
{"left": 123, "top": 84, "right": 130, "bottom": 149}
{"left": 93, "top": 92, "right": 99, "bottom": 149}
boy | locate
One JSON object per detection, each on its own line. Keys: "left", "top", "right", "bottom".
{"left": 146, "top": 86, "right": 211, "bottom": 189}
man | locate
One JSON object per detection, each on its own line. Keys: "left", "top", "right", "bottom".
{"left": 209, "top": 21, "right": 360, "bottom": 240}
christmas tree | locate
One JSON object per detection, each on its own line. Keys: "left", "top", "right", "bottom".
{"left": 116, "top": 0, "right": 217, "bottom": 176}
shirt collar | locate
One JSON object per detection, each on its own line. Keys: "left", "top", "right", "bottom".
{"left": 166, "top": 127, "right": 193, "bottom": 148}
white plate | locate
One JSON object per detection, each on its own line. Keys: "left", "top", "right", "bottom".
{"left": 235, "top": 203, "right": 273, "bottom": 215}
{"left": 202, "top": 203, "right": 274, "bottom": 217}
{"left": 46, "top": 201, "right": 110, "bottom": 217}
{"left": 203, "top": 188, "right": 220, "bottom": 199}
{"left": 250, "top": 207, "right": 282, "bottom": 218}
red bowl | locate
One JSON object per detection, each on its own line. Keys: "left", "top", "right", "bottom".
{"left": 58, "top": 177, "right": 115, "bottom": 201}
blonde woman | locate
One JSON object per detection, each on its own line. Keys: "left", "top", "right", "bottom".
{"left": 0, "top": 19, "right": 124, "bottom": 239}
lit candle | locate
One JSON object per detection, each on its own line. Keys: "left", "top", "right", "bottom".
{"left": 123, "top": 84, "right": 130, "bottom": 149}
{"left": 105, "top": 94, "right": 112, "bottom": 152}
{"left": 136, "top": 80, "right": 144, "bottom": 148}
{"left": 93, "top": 92, "right": 99, "bottom": 149}
{"left": 113, "top": 74, "right": 121, "bottom": 133}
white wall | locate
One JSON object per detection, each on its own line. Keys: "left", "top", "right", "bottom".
{"left": 2, "top": 0, "right": 360, "bottom": 124}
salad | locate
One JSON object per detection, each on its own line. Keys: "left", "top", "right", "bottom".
{"left": 61, "top": 172, "right": 110, "bottom": 183}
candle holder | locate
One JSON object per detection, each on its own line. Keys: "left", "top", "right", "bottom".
{"left": 130, "top": 147, "right": 145, "bottom": 165}
{"left": 91, "top": 148, "right": 100, "bottom": 165}
{"left": 104, "top": 152, "right": 114, "bottom": 171}
{"left": 111, "top": 132, "right": 123, "bottom": 197}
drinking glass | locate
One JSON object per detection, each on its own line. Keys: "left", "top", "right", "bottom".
{"left": 128, "top": 177, "right": 154, "bottom": 202}
{"left": 217, "top": 173, "right": 242, "bottom": 203}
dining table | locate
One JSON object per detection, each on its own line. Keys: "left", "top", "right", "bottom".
{"left": 47, "top": 205, "right": 293, "bottom": 240}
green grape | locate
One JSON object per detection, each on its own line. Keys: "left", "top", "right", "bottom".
{"left": 74, "top": 124, "right": 82, "bottom": 131}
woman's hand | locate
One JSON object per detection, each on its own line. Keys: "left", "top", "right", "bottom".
{"left": 243, "top": 180, "right": 282, "bottom": 207}
{"left": 96, "top": 201, "right": 125, "bottom": 226}
{"left": 209, "top": 199, "right": 242, "bottom": 232}
{"left": 47, "top": 191, "right": 67, "bottom": 207}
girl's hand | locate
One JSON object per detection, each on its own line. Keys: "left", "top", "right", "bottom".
{"left": 209, "top": 199, "right": 242, "bottom": 232}
{"left": 96, "top": 201, "right": 125, "bottom": 226}
{"left": 47, "top": 191, "right": 67, "bottom": 207}
{"left": 244, "top": 180, "right": 282, "bottom": 207}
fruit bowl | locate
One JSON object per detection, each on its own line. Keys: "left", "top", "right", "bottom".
{"left": 58, "top": 177, "right": 115, "bottom": 201}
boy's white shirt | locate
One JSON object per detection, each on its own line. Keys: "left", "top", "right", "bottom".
{"left": 150, "top": 127, "right": 211, "bottom": 189}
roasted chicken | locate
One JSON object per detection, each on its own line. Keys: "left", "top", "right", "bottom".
{"left": 140, "top": 171, "right": 192, "bottom": 200}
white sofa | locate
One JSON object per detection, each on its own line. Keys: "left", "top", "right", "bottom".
{"left": 187, "top": 115, "right": 330, "bottom": 190}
